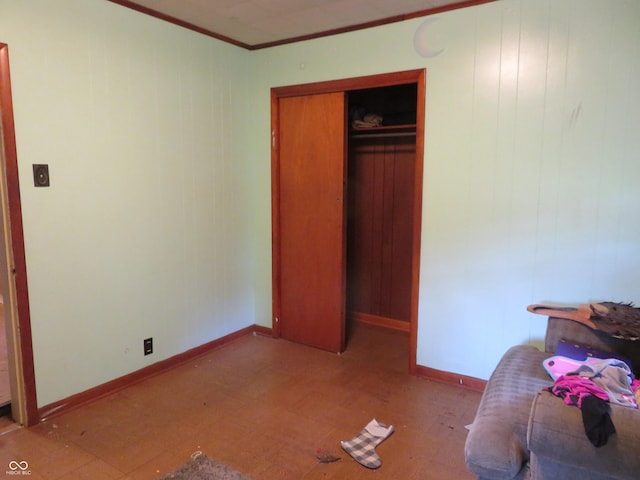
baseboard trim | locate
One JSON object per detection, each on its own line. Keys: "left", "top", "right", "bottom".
{"left": 36, "top": 324, "right": 481, "bottom": 422}
{"left": 38, "top": 324, "right": 270, "bottom": 422}
{"left": 253, "top": 325, "right": 273, "bottom": 337}
{"left": 414, "top": 364, "right": 486, "bottom": 392}
{"left": 348, "top": 311, "right": 410, "bottom": 332}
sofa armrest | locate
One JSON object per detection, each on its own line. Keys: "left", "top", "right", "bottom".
{"left": 465, "top": 345, "right": 551, "bottom": 480}
{"left": 528, "top": 391, "right": 640, "bottom": 479}
{"left": 465, "top": 417, "right": 527, "bottom": 480}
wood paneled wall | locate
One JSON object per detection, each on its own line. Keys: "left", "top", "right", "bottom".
{"left": 347, "top": 136, "right": 416, "bottom": 322}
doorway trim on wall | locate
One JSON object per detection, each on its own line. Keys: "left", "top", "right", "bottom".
{"left": 271, "top": 68, "right": 425, "bottom": 373}
{"left": 0, "top": 43, "right": 38, "bottom": 426}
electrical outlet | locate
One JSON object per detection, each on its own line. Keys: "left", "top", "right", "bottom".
{"left": 143, "top": 337, "right": 153, "bottom": 355}
{"left": 33, "top": 164, "right": 50, "bottom": 187}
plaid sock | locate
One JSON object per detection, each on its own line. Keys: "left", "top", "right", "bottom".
{"left": 340, "top": 419, "right": 394, "bottom": 469}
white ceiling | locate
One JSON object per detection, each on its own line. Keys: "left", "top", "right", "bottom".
{"left": 109, "top": 0, "right": 496, "bottom": 49}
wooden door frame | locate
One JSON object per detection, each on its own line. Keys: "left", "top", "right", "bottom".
{"left": 271, "top": 68, "right": 425, "bottom": 373}
{"left": 0, "top": 43, "right": 39, "bottom": 426}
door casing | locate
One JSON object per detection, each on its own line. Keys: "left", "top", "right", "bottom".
{"left": 0, "top": 43, "right": 38, "bottom": 426}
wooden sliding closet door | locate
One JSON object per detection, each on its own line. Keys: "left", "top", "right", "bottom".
{"left": 274, "top": 92, "right": 346, "bottom": 353}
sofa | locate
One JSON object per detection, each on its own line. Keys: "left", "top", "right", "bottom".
{"left": 464, "top": 316, "right": 640, "bottom": 480}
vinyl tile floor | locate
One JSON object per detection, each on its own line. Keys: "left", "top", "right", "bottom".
{"left": 0, "top": 322, "right": 481, "bottom": 479}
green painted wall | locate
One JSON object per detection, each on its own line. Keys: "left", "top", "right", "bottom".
{"left": 0, "top": 0, "right": 254, "bottom": 406}
{"left": 248, "top": 0, "right": 640, "bottom": 377}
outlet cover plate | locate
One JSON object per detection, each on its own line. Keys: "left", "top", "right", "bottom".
{"left": 143, "top": 337, "right": 153, "bottom": 355}
{"left": 33, "top": 164, "right": 50, "bottom": 187}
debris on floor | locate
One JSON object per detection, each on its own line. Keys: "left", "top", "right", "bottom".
{"left": 316, "top": 448, "right": 341, "bottom": 463}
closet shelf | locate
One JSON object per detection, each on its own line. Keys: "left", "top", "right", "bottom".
{"left": 349, "top": 124, "right": 416, "bottom": 139}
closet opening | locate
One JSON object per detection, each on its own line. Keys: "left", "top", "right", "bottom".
{"left": 346, "top": 83, "right": 418, "bottom": 337}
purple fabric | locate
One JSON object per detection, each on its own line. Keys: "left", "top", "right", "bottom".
{"left": 549, "top": 375, "right": 609, "bottom": 408}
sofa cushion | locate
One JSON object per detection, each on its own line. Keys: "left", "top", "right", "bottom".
{"left": 465, "top": 345, "right": 551, "bottom": 480}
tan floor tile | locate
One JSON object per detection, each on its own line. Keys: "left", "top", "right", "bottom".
{"left": 0, "top": 323, "right": 481, "bottom": 479}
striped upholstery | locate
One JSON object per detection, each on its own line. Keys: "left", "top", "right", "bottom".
{"left": 465, "top": 345, "right": 550, "bottom": 480}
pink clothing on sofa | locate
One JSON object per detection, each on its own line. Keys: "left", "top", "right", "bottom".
{"left": 550, "top": 375, "right": 609, "bottom": 408}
